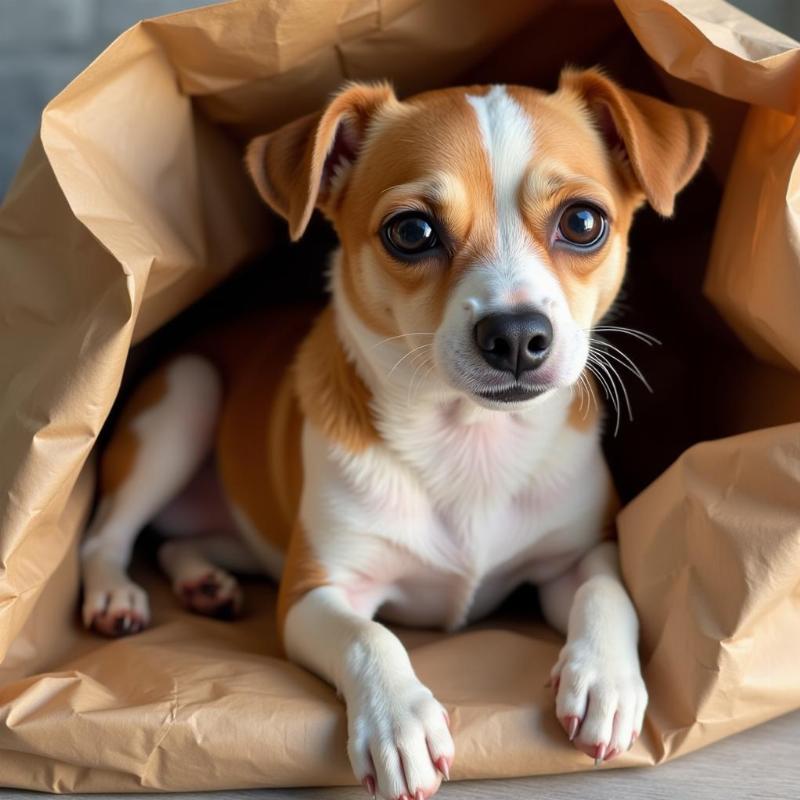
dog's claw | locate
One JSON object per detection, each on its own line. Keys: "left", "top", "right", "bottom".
{"left": 362, "top": 776, "right": 376, "bottom": 799}
{"left": 91, "top": 609, "right": 146, "bottom": 638}
{"left": 435, "top": 756, "right": 450, "bottom": 781}
{"left": 593, "top": 743, "right": 607, "bottom": 766}
{"left": 564, "top": 715, "right": 580, "bottom": 741}
{"left": 415, "top": 791, "right": 425, "bottom": 800}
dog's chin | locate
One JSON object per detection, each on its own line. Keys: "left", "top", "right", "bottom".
{"left": 471, "top": 383, "right": 552, "bottom": 409}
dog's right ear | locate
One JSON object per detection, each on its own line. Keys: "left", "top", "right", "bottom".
{"left": 246, "top": 82, "right": 396, "bottom": 241}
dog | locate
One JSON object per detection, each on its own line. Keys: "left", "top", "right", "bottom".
{"left": 81, "top": 68, "right": 708, "bottom": 800}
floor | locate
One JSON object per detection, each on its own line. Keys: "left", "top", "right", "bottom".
{"left": 1, "top": 709, "right": 796, "bottom": 799}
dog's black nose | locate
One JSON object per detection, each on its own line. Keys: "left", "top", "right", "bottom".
{"left": 474, "top": 311, "right": 553, "bottom": 376}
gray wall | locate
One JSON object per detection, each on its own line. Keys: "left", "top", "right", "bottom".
{"left": 0, "top": 0, "right": 798, "bottom": 201}
{"left": 0, "top": 0, "right": 219, "bottom": 197}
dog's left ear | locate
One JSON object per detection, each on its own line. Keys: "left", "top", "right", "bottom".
{"left": 246, "top": 82, "right": 396, "bottom": 240}
{"left": 560, "top": 68, "right": 710, "bottom": 216}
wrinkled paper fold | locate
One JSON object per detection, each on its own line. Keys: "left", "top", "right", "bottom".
{"left": 0, "top": 0, "right": 798, "bottom": 791}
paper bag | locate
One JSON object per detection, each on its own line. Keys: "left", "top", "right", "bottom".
{"left": 1, "top": 0, "right": 799, "bottom": 791}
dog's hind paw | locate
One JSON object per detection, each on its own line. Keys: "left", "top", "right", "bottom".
{"left": 177, "top": 569, "right": 243, "bottom": 619}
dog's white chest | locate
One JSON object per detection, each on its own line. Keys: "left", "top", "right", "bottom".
{"left": 306, "top": 391, "right": 607, "bottom": 630}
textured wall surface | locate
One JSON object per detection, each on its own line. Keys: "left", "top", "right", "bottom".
{"left": 0, "top": 0, "right": 222, "bottom": 198}
{"left": 0, "top": 0, "right": 799, "bottom": 200}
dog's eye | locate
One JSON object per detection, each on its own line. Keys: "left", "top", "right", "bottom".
{"left": 382, "top": 213, "right": 439, "bottom": 258}
{"left": 557, "top": 204, "right": 607, "bottom": 248}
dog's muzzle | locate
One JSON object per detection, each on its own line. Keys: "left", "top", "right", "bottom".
{"left": 474, "top": 311, "right": 553, "bottom": 378}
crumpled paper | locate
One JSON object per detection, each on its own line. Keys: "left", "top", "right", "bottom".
{"left": 0, "top": 0, "right": 798, "bottom": 791}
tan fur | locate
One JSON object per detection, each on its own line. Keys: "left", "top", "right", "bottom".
{"left": 216, "top": 344, "right": 303, "bottom": 555}
{"left": 293, "top": 306, "right": 378, "bottom": 453}
{"left": 276, "top": 520, "right": 330, "bottom": 640}
{"left": 100, "top": 369, "right": 168, "bottom": 494}
{"left": 246, "top": 82, "right": 397, "bottom": 241}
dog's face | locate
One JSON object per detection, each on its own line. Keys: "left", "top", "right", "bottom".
{"left": 248, "top": 71, "right": 708, "bottom": 408}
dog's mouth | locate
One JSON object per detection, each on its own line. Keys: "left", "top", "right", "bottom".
{"left": 474, "top": 384, "right": 548, "bottom": 403}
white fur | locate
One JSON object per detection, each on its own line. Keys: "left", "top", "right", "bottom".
{"left": 541, "top": 543, "right": 648, "bottom": 756}
{"left": 81, "top": 356, "right": 221, "bottom": 630}
{"left": 284, "top": 585, "right": 453, "bottom": 798}
{"left": 284, "top": 251, "right": 644, "bottom": 795}
{"left": 299, "top": 261, "right": 610, "bottom": 630}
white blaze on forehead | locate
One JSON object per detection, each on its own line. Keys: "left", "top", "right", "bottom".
{"left": 466, "top": 85, "right": 535, "bottom": 269}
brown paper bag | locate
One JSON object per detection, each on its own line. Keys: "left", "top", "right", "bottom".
{"left": 1, "top": 0, "right": 799, "bottom": 791}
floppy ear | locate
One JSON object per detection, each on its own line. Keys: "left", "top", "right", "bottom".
{"left": 246, "top": 82, "right": 396, "bottom": 240}
{"left": 559, "top": 67, "right": 710, "bottom": 216}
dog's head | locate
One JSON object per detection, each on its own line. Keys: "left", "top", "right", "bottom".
{"left": 247, "top": 70, "right": 708, "bottom": 408}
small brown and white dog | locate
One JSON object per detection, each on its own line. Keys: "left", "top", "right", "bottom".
{"left": 81, "top": 68, "right": 708, "bottom": 799}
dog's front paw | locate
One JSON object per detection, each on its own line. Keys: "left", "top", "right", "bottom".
{"left": 347, "top": 678, "right": 453, "bottom": 800}
{"left": 549, "top": 640, "right": 647, "bottom": 764}
{"left": 82, "top": 581, "right": 150, "bottom": 636}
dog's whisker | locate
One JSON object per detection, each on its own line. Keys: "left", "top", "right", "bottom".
{"left": 587, "top": 356, "right": 622, "bottom": 435}
{"left": 578, "top": 379, "right": 589, "bottom": 420}
{"left": 407, "top": 352, "right": 433, "bottom": 405}
{"left": 591, "top": 351, "right": 633, "bottom": 429}
{"left": 568, "top": 382, "right": 580, "bottom": 416}
{"left": 590, "top": 353, "right": 626, "bottom": 423}
{"left": 591, "top": 340, "right": 652, "bottom": 393}
{"left": 584, "top": 363, "right": 615, "bottom": 429}
{"left": 577, "top": 375, "right": 588, "bottom": 419}
{"left": 591, "top": 335, "right": 650, "bottom": 375}
{"left": 571, "top": 376, "right": 584, "bottom": 418}
{"left": 589, "top": 325, "right": 661, "bottom": 346}
{"left": 369, "top": 332, "right": 436, "bottom": 350}
{"left": 585, "top": 372, "right": 601, "bottom": 416}
{"left": 386, "top": 343, "right": 433, "bottom": 380}
{"left": 407, "top": 357, "right": 435, "bottom": 409}
{"left": 578, "top": 372, "right": 595, "bottom": 420}
{"left": 584, "top": 357, "right": 613, "bottom": 403}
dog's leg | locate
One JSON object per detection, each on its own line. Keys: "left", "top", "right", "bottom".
{"left": 284, "top": 585, "right": 454, "bottom": 800}
{"left": 539, "top": 541, "right": 648, "bottom": 763}
{"left": 82, "top": 355, "right": 221, "bottom": 636}
{"left": 157, "top": 535, "right": 260, "bottom": 618}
